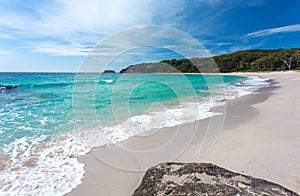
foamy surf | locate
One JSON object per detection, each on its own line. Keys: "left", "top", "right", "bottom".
{"left": 0, "top": 136, "right": 90, "bottom": 196}
{"left": 79, "top": 100, "right": 222, "bottom": 148}
{"left": 0, "top": 75, "right": 270, "bottom": 196}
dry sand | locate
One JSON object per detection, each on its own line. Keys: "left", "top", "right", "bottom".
{"left": 68, "top": 71, "right": 300, "bottom": 195}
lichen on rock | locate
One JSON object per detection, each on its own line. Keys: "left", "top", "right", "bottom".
{"left": 133, "top": 162, "right": 298, "bottom": 196}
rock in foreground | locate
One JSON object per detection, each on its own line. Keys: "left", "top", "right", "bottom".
{"left": 133, "top": 162, "right": 298, "bottom": 196}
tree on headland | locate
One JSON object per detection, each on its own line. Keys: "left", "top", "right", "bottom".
{"left": 279, "top": 49, "right": 300, "bottom": 70}
{"left": 280, "top": 54, "right": 293, "bottom": 70}
{"left": 280, "top": 52, "right": 292, "bottom": 70}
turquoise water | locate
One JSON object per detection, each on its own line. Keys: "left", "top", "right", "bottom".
{"left": 0, "top": 72, "right": 270, "bottom": 195}
{"left": 0, "top": 73, "right": 242, "bottom": 147}
{"left": 0, "top": 73, "right": 244, "bottom": 150}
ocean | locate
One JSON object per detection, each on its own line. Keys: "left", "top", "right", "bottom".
{"left": 0, "top": 72, "right": 270, "bottom": 195}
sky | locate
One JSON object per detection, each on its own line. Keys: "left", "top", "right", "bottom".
{"left": 0, "top": 0, "right": 300, "bottom": 72}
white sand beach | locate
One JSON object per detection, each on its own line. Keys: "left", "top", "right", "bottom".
{"left": 68, "top": 71, "right": 300, "bottom": 195}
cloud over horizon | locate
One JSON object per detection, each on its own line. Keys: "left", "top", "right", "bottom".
{"left": 247, "top": 24, "right": 300, "bottom": 37}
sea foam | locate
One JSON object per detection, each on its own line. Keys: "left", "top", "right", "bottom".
{"left": 0, "top": 136, "right": 90, "bottom": 196}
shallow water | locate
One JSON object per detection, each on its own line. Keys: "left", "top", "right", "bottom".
{"left": 0, "top": 72, "right": 270, "bottom": 195}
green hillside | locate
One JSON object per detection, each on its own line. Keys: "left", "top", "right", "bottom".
{"left": 120, "top": 48, "right": 300, "bottom": 73}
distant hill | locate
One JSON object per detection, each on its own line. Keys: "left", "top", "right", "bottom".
{"left": 120, "top": 48, "right": 300, "bottom": 73}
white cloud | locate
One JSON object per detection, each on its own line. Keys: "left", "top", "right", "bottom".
{"left": 228, "top": 42, "right": 264, "bottom": 53}
{"left": 0, "top": 0, "right": 185, "bottom": 43}
{"left": 0, "top": 33, "right": 14, "bottom": 39}
{"left": 0, "top": 50, "right": 12, "bottom": 55}
{"left": 246, "top": 0, "right": 266, "bottom": 6}
{"left": 28, "top": 41, "right": 124, "bottom": 57}
{"left": 27, "top": 25, "right": 209, "bottom": 60}
{"left": 0, "top": 0, "right": 187, "bottom": 57}
{"left": 50, "top": 26, "right": 211, "bottom": 72}
{"left": 246, "top": 24, "right": 300, "bottom": 37}
{"left": 35, "top": 0, "right": 151, "bottom": 37}
{"left": 29, "top": 42, "right": 91, "bottom": 56}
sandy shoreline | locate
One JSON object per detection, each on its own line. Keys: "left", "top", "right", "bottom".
{"left": 68, "top": 71, "right": 300, "bottom": 195}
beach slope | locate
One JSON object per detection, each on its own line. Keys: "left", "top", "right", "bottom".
{"left": 68, "top": 71, "right": 300, "bottom": 195}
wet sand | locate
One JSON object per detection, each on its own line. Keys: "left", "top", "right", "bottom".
{"left": 68, "top": 71, "right": 300, "bottom": 195}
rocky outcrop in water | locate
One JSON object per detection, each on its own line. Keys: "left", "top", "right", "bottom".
{"left": 103, "top": 70, "right": 116, "bottom": 73}
{"left": 133, "top": 162, "right": 298, "bottom": 196}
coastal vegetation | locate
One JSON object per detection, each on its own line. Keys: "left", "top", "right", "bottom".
{"left": 120, "top": 48, "right": 300, "bottom": 73}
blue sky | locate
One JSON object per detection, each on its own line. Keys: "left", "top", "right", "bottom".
{"left": 0, "top": 0, "right": 300, "bottom": 72}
